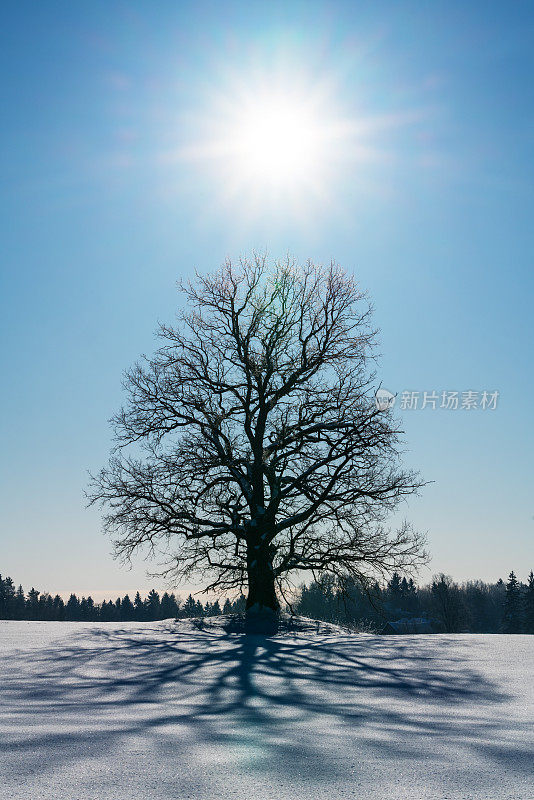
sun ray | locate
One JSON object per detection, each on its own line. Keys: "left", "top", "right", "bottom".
{"left": 170, "top": 68, "right": 417, "bottom": 226}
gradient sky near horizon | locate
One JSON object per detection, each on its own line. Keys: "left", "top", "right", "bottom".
{"left": 1, "top": 1, "right": 533, "bottom": 601}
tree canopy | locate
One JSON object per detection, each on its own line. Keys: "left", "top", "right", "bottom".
{"left": 89, "top": 256, "right": 426, "bottom": 615}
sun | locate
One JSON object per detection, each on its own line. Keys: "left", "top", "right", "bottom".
{"left": 232, "top": 94, "right": 325, "bottom": 189}
{"left": 175, "top": 73, "right": 372, "bottom": 220}
{"left": 180, "top": 80, "right": 348, "bottom": 209}
{"left": 172, "top": 66, "right": 412, "bottom": 221}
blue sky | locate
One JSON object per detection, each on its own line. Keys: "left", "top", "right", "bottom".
{"left": 1, "top": 1, "right": 533, "bottom": 600}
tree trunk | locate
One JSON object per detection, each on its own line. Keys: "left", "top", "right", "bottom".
{"left": 246, "top": 545, "right": 279, "bottom": 614}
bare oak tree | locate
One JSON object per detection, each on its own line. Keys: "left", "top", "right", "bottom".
{"left": 89, "top": 256, "right": 425, "bottom": 617}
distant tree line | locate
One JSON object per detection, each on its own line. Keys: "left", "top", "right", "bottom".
{"left": 295, "top": 570, "right": 534, "bottom": 633}
{"left": 2, "top": 570, "right": 533, "bottom": 632}
{"left": 0, "top": 574, "right": 246, "bottom": 622}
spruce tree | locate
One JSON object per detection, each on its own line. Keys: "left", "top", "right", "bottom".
{"left": 120, "top": 594, "right": 134, "bottom": 620}
{"left": 160, "top": 592, "right": 177, "bottom": 619}
{"left": 232, "top": 594, "right": 246, "bottom": 613}
{"left": 53, "top": 595, "right": 65, "bottom": 620}
{"left": 170, "top": 594, "right": 180, "bottom": 617}
{"left": 211, "top": 600, "right": 221, "bottom": 616}
{"left": 39, "top": 593, "right": 54, "bottom": 620}
{"left": 27, "top": 587, "right": 40, "bottom": 619}
{"left": 79, "top": 597, "right": 89, "bottom": 621}
{"left": 146, "top": 589, "right": 161, "bottom": 620}
{"left": 133, "top": 591, "right": 144, "bottom": 620}
{"left": 502, "top": 571, "right": 523, "bottom": 633}
{"left": 65, "top": 593, "right": 80, "bottom": 621}
{"left": 406, "top": 578, "right": 419, "bottom": 614}
{"left": 183, "top": 594, "right": 196, "bottom": 617}
{"left": 0, "top": 577, "right": 15, "bottom": 619}
{"left": 523, "top": 570, "right": 534, "bottom": 634}
{"left": 387, "top": 572, "right": 403, "bottom": 609}
{"left": 14, "top": 585, "right": 26, "bottom": 619}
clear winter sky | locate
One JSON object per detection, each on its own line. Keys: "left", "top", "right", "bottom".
{"left": 1, "top": 1, "right": 533, "bottom": 601}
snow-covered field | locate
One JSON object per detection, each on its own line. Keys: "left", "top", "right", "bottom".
{"left": 1, "top": 619, "right": 533, "bottom": 800}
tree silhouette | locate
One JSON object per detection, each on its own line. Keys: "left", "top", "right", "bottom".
{"left": 14, "top": 585, "right": 25, "bottom": 619}
{"left": 134, "top": 591, "right": 144, "bottom": 620}
{"left": 387, "top": 572, "right": 403, "bottom": 607}
{"left": 144, "top": 589, "right": 160, "bottom": 621}
{"left": 503, "top": 571, "right": 523, "bottom": 633}
{"left": 27, "top": 587, "right": 40, "bottom": 619}
{"left": 0, "top": 575, "right": 15, "bottom": 618}
{"left": 430, "top": 574, "right": 465, "bottom": 633}
{"left": 183, "top": 594, "right": 196, "bottom": 617}
{"left": 89, "top": 257, "right": 426, "bottom": 617}
{"left": 160, "top": 592, "right": 179, "bottom": 619}
{"left": 524, "top": 571, "right": 534, "bottom": 634}
{"left": 121, "top": 594, "right": 134, "bottom": 620}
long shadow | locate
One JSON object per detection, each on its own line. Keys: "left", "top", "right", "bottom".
{"left": 1, "top": 622, "right": 531, "bottom": 793}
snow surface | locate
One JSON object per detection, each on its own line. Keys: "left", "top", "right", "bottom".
{"left": 1, "top": 618, "right": 533, "bottom": 799}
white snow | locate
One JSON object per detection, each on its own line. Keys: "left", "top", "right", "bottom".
{"left": 1, "top": 619, "right": 533, "bottom": 799}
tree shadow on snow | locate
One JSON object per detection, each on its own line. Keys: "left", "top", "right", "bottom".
{"left": 1, "top": 623, "right": 531, "bottom": 792}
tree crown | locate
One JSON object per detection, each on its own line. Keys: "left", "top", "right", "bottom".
{"left": 89, "top": 256, "right": 425, "bottom": 604}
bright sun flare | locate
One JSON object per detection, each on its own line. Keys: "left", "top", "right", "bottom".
{"left": 179, "top": 69, "right": 411, "bottom": 218}
{"left": 180, "top": 78, "right": 365, "bottom": 217}
{"left": 233, "top": 96, "right": 324, "bottom": 188}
